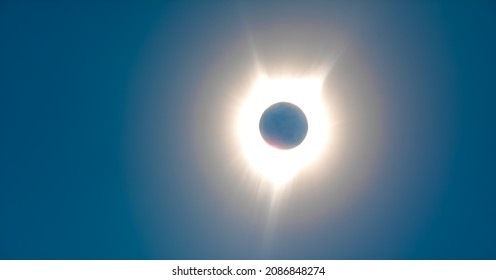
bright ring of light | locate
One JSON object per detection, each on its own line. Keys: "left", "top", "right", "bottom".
{"left": 237, "top": 75, "right": 330, "bottom": 188}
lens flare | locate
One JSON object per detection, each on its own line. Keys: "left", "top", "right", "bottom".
{"left": 237, "top": 75, "right": 330, "bottom": 188}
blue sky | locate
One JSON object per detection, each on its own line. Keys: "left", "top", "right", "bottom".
{"left": 1, "top": 1, "right": 495, "bottom": 259}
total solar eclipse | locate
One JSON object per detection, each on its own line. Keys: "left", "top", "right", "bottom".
{"left": 237, "top": 77, "right": 329, "bottom": 186}
{"left": 259, "top": 102, "right": 308, "bottom": 150}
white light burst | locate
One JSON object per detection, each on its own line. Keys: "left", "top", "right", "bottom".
{"left": 237, "top": 75, "right": 330, "bottom": 188}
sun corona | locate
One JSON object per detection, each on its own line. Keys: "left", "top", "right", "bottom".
{"left": 237, "top": 75, "right": 330, "bottom": 187}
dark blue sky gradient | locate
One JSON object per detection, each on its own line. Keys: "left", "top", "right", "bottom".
{"left": 1, "top": 1, "right": 495, "bottom": 259}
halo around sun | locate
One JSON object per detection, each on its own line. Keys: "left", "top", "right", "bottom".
{"left": 237, "top": 75, "right": 330, "bottom": 187}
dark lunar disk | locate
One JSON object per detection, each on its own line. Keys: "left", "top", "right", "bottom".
{"left": 259, "top": 102, "right": 308, "bottom": 150}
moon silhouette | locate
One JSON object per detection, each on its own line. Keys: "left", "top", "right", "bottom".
{"left": 259, "top": 102, "right": 308, "bottom": 150}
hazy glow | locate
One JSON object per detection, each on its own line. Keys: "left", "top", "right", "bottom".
{"left": 131, "top": 12, "right": 388, "bottom": 248}
{"left": 237, "top": 76, "right": 330, "bottom": 187}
